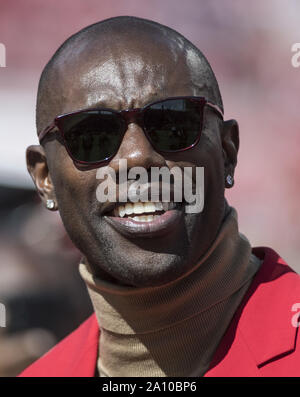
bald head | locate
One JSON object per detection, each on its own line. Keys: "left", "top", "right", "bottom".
{"left": 36, "top": 16, "right": 223, "bottom": 136}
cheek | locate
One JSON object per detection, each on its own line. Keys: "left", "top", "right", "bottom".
{"left": 199, "top": 134, "right": 225, "bottom": 203}
{"left": 166, "top": 129, "right": 225, "bottom": 190}
{"left": 202, "top": 133, "right": 224, "bottom": 178}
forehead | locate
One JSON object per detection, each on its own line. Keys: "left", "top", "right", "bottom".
{"left": 75, "top": 53, "right": 186, "bottom": 109}
{"left": 47, "top": 34, "right": 212, "bottom": 121}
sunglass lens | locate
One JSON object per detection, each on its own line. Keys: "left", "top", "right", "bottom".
{"left": 143, "top": 99, "right": 203, "bottom": 151}
{"left": 58, "top": 111, "right": 124, "bottom": 163}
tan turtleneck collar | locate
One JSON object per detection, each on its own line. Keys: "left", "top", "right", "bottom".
{"left": 79, "top": 206, "right": 261, "bottom": 377}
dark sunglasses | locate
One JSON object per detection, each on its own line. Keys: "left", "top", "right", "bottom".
{"left": 38, "top": 96, "right": 223, "bottom": 167}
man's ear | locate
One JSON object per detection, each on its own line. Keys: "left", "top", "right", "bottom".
{"left": 26, "top": 145, "right": 58, "bottom": 210}
{"left": 221, "top": 119, "right": 239, "bottom": 188}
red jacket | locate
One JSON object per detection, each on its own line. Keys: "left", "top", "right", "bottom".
{"left": 19, "top": 247, "right": 300, "bottom": 377}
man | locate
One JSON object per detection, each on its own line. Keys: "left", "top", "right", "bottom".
{"left": 20, "top": 16, "right": 300, "bottom": 377}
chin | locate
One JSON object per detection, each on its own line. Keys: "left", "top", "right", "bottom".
{"left": 77, "top": 208, "right": 211, "bottom": 287}
{"left": 97, "top": 248, "right": 193, "bottom": 288}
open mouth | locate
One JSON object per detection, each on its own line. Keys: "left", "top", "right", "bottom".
{"left": 104, "top": 201, "right": 184, "bottom": 238}
{"left": 110, "top": 201, "right": 181, "bottom": 222}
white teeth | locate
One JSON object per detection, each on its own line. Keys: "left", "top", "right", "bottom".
{"left": 155, "top": 202, "right": 163, "bottom": 211}
{"left": 132, "top": 214, "right": 155, "bottom": 223}
{"left": 116, "top": 201, "right": 175, "bottom": 218}
{"left": 125, "top": 203, "right": 133, "bottom": 215}
{"left": 133, "top": 202, "right": 144, "bottom": 214}
{"left": 118, "top": 205, "right": 126, "bottom": 217}
{"left": 144, "top": 202, "right": 156, "bottom": 213}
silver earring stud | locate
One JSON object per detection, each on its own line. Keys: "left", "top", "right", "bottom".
{"left": 226, "top": 175, "right": 233, "bottom": 186}
{"left": 46, "top": 200, "right": 55, "bottom": 210}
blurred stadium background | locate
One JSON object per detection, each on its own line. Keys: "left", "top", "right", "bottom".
{"left": 0, "top": 0, "right": 299, "bottom": 376}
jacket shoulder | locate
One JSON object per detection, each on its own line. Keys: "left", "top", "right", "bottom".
{"left": 206, "top": 247, "right": 300, "bottom": 377}
{"left": 18, "top": 313, "right": 99, "bottom": 377}
{"left": 250, "top": 247, "right": 300, "bottom": 375}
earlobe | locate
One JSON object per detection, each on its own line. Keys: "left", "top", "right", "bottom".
{"left": 221, "top": 120, "right": 239, "bottom": 188}
{"left": 26, "top": 145, "right": 58, "bottom": 210}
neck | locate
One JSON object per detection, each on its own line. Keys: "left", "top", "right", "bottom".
{"left": 79, "top": 206, "right": 261, "bottom": 376}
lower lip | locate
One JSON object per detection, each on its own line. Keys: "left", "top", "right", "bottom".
{"left": 104, "top": 208, "right": 183, "bottom": 238}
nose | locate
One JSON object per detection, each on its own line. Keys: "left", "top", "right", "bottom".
{"left": 109, "top": 123, "right": 167, "bottom": 172}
